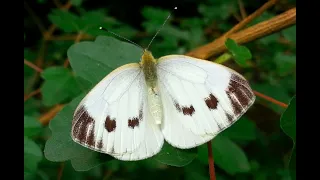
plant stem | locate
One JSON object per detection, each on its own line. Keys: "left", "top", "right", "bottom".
{"left": 253, "top": 90, "right": 288, "bottom": 108}
{"left": 207, "top": 141, "right": 216, "bottom": 180}
{"left": 214, "top": 53, "right": 232, "bottom": 64}
{"left": 24, "top": 59, "right": 43, "bottom": 73}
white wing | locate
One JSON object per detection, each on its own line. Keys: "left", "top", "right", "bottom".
{"left": 157, "top": 55, "right": 255, "bottom": 149}
{"left": 112, "top": 103, "right": 164, "bottom": 160}
{"left": 71, "top": 63, "right": 163, "bottom": 160}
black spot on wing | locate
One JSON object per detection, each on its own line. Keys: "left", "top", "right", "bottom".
{"left": 174, "top": 101, "right": 195, "bottom": 116}
{"left": 205, "top": 93, "right": 218, "bottom": 110}
{"left": 105, "top": 116, "right": 116, "bottom": 132}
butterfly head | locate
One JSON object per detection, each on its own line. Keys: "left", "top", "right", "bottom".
{"left": 141, "top": 49, "right": 156, "bottom": 65}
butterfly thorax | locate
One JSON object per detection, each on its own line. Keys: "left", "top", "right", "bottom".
{"left": 140, "top": 50, "right": 163, "bottom": 125}
{"left": 140, "top": 50, "right": 158, "bottom": 88}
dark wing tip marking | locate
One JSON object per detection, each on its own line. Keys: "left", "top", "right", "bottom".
{"left": 105, "top": 116, "right": 116, "bottom": 132}
{"left": 227, "top": 74, "right": 255, "bottom": 116}
{"left": 205, "top": 93, "right": 218, "bottom": 110}
{"left": 97, "top": 139, "right": 103, "bottom": 149}
{"left": 72, "top": 105, "right": 96, "bottom": 146}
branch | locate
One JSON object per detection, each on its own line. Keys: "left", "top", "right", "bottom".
{"left": 24, "top": 1, "right": 46, "bottom": 34}
{"left": 238, "top": 0, "right": 247, "bottom": 20}
{"left": 224, "top": 0, "right": 278, "bottom": 37}
{"left": 186, "top": 7, "right": 296, "bottom": 59}
{"left": 24, "top": 88, "right": 41, "bottom": 102}
{"left": 24, "top": 59, "right": 43, "bottom": 73}
{"left": 25, "top": 1, "right": 73, "bottom": 93}
{"left": 46, "top": 34, "right": 94, "bottom": 41}
{"left": 253, "top": 90, "right": 288, "bottom": 108}
{"left": 39, "top": 104, "right": 64, "bottom": 125}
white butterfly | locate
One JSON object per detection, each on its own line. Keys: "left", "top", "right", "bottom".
{"left": 71, "top": 48, "right": 255, "bottom": 161}
{"left": 71, "top": 7, "right": 255, "bottom": 161}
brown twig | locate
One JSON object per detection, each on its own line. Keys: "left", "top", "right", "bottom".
{"left": 24, "top": 59, "right": 43, "bottom": 73}
{"left": 253, "top": 90, "right": 288, "bottom": 108}
{"left": 47, "top": 34, "right": 94, "bottom": 41}
{"left": 24, "top": 1, "right": 46, "bottom": 34}
{"left": 24, "top": 88, "right": 41, "bottom": 102}
{"left": 57, "top": 162, "right": 65, "bottom": 180}
{"left": 25, "top": 1, "right": 73, "bottom": 94}
{"left": 63, "top": 32, "right": 84, "bottom": 67}
{"left": 238, "top": 0, "right": 247, "bottom": 19}
{"left": 224, "top": 0, "right": 278, "bottom": 38}
{"left": 207, "top": 141, "right": 216, "bottom": 180}
{"left": 186, "top": 7, "right": 296, "bottom": 60}
{"left": 39, "top": 104, "right": 65, "bottom": 125}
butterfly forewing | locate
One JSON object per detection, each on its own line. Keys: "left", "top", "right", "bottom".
{"left": 71, "top": 64, "right": 149, "bottom": 155}
{"left": 156, "top": 55, "right": 255, "bottom": 148}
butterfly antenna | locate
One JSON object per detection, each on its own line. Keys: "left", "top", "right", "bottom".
{"left": 146, "top": 6, "right": 178, "bottom": 50}
{"left": 99, "top": 27, "right": 144, "bottom": 50}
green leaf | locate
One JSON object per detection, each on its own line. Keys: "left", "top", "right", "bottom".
{"left": 198, "top": 136, "right": 250, "bottom": 175}
{"left": 154, "top": 142, "right": 197, "bottom": 167}
{"left": 198, "top": 2, "right": 236, "bottom": 22}
{"left": 71, "top": 0, "right": 82, "bottom": 6}
{"left": 67, "top": 36, "right": 141, "bottom": 85}
{"left": 41, "top": 67, "right": 82, "bottom": 106}
{"left": 24, "top": 116, "right": 42, "bottom": 137}
{"left": 48, "top": 9, "right": 80, "bottom": 33}
{"left": 282, "top": 25, "right": 296, "bottom": 43}
{"left": 280, "top": 95, "right": 296, "bottom": 180}
{"left": 44, "top": 94, "right": 113, "bottom": 171}
{"left": 77, "top": 11, "right": 107, "bottom": 33}
{"left": 24, "top": 137, "right": 43, "bottom": 174}
{"left": 289, "top": 145, "right": 296, "bottom": 180}
{"left": 221, "top": 117, "right": 257, "bottom": 141}
{"left": 184, "top": 160, "right": 208, "bottom": 180}
{"left": 71, "top": 151, "right": 113, "bottom": 171}
{"left": 280, "top": 95, "right": 296, "bottom": 142}
{"left": 225, "top": 38, "right": 252, "bottom": 67}
{"left": 274, "top": 52, "right": 296, "bottom": 76}
{"left": 142, "top": 6, "right": 171, "bottom": 23}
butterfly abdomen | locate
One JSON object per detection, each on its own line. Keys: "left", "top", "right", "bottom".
{"left": 147, "top": 87, "right": 163, "bottom": 125}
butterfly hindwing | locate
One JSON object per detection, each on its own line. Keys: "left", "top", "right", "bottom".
{"left": 112, "top": 102, "right": 164, "bottom": 160}
{"left": 157, "top": 55, "right": 255, "bottom": 148}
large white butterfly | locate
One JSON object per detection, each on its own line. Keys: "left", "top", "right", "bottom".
{"left": 71, "top": 7, "right": 255, "bottom": 161}
{"left": 71, "top": 48, "right": 255, "bottom": 161}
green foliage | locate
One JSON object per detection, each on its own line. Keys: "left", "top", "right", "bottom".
{"left": 280, "top": 96, "right": 296, "bottom": 180}
{"left": 198, "top": 135, "right": 250, "bottom": 175}
{"left": 24, "top": 116, "right": 42, "bottom": 137}
{"left": 225, "top": 38, "right": 252, "bottom": 67}
{"left": 41, "top": 67, "right": 82, "bottom": 106}
{"left": 67, "top": 36, "right": 141, "bottom": 84}
{"left": 154, "top": 142, "right": 197, "bottom": 167}
{"left": 25, "top": 0, "right": 296, "bottom": 179}
{"left": 24, "top": 137, "right": 43, "bottom": 177}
